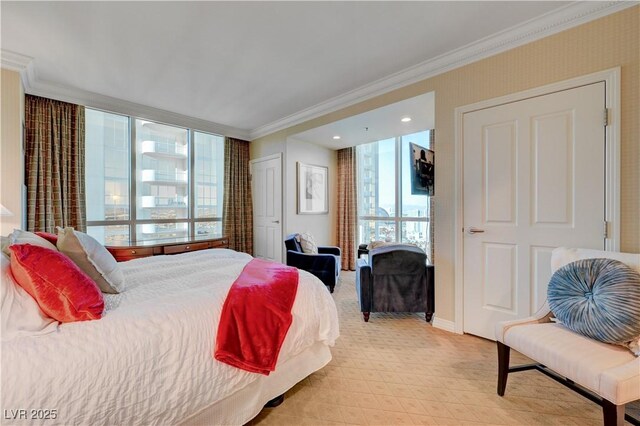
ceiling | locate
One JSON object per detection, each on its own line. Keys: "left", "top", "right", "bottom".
{"left": 292, "top": 92, "right": 434, "bottom": 150}
{"left": 2, "top": 1, "right": 606, "bottom": 138}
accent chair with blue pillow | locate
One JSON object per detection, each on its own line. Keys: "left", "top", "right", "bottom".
{"left": 284, "top": 234, "right": 341, "bottom": 293}
{"left": 495, "top": 247, "right": 640, "bottom": 426}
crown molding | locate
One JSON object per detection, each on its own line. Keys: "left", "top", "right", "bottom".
{"left": 1, "top": 49, "right": 37, "bottom": 89}
{"left": 24, "top": 78, "right": 250, "bottom": 140}
{"left": 249, "top": 1, "right": 636, "bottom": 140}
{"left": 1, "top": 49, "right": 32, "bottom": 71}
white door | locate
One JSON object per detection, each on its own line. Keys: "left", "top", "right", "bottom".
{"left": 251, "top": 155, "right": 283, "bottom": 263}
{"left": 463, "top": 82, "right": 606, "bottom": 340}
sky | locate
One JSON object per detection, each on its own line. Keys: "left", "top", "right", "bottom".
{"left": 376, "top": 131, "right": 430, "bottom": 217}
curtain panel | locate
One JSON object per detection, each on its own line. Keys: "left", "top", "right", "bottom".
{"left": 337, "top": 147, "right": 357, "bottom": 270}
{"left": 222, "top": 137, "right": 253, "bottom": 255}
{"left": 25, "top": 95, "right": 86, "bottom": 233}
{"left": 428, "top": 129, "right": 435, "bottom": 263}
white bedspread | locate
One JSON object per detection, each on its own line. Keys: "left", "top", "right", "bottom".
{"left": 1, "top": 249, "right": 339, "bottom": 425}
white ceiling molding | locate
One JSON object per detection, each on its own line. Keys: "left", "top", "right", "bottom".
{"left": 0, "top": 49, "right": 32, "bottom": 71}
{"left": 249, "top": 1, "right": 634, "bottom": 140}
{"left": 1, "top": 49, "right": 250, "bottom": 140}
{"left": 0, "top": 49, "right": 36, "bottom": 88}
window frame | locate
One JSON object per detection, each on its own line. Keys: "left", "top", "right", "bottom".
{"left": 357, "top": 132, "right": 433, "bottom": 254}
{"left": 85, "top": 108, "right": 224, "bottom": 244}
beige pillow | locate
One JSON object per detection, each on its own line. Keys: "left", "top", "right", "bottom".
{"left": 56, "top": 227, "right": 125, "bottom": 294}
{"left": 3, "top": 229, "right": 58, "bottom": 257}
{"left": 296, "top": 232, "right": 318, "bottom": 254}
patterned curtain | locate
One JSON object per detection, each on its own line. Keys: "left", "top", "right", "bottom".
{"left": 428, "top": 129, "right": 435, "bottom": 263}
{"left": 337, "top": 147, "right": 357, "bottom": 270}
{"left": 222, "top": 137, "right": 253, "bottom": 255}
{"left": 25, "top": 95, "right": 86, "bottom": 233}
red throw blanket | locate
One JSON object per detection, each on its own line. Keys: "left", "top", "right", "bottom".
{"left": 214, "top": 258, "right": 299, "bottom": 375}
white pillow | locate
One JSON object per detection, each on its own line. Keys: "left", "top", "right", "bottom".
{"left": 1, "top": 236, "right": 10, "bottom": 257}
{"left": 296, "top": 232, "right": 318, "bottom": 254}
{"left": 551, "top": 247, "right": 640, "bottom": 274}
{"left": 1, "top": 254, "right": 58, "bottom": 341}
{"left": 56, "top": 227, "right": 125, "bottom": 294}
{"left": 2, "top": 229, "right": 58, "bottom": 257}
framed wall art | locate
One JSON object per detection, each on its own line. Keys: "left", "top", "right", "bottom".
{"left": 297, "top": 162, "right": 328, "bottom": 214}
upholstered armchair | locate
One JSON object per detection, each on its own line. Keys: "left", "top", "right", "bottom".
{"left": 284, "top": 234, "right": 341, "bottom": 293}
{"left": 356, "top": 245, "right": 434, "bottom": 322}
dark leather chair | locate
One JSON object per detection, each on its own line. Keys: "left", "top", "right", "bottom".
{"left": 284, "top": 234, "right": 341, "bottom": 293}
{"left": 356, "top": 245, "right": 434, "bottom": 322}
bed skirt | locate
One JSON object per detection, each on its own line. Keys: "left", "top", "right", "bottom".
{"left": 181, "top": 342, "right": 332, "bottom": 425}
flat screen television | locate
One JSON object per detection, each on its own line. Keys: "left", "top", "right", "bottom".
{"left": 409, "top": 142, "right": 434, "bottom": 196}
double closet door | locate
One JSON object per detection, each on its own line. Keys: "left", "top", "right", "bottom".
{"left": 462, "top": 82, "right": 606, "bottom": 340}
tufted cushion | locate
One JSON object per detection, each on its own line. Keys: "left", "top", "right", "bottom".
{"left": 296, "top": 232, "right": 318, "bottom": 254}
{"left": 548, "top": 258, "right": 640, "bottom": 346}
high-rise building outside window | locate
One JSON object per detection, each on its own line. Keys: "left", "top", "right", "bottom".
{"left": 85, "top": 109, "right": 224, "bottom": 245}
{"left": 356, "top": 130, "right": 433, "bottom": 256}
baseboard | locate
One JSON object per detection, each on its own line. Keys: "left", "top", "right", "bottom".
{"left": 432, "top": 317, "right": 459, "bottom": 334}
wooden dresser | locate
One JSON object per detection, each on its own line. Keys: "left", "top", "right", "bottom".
{"left": 107, "top": 236, "right": 229, "bottom": 262}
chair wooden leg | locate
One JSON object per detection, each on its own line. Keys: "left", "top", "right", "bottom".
{"left": 602, "top": 399, "right": 624, "bottom": 426}
{"left": 497, "top": 341, "right": 510, "bottom": 396}
{"left": 363, "top": 312, "right": 370, "bottom": 322}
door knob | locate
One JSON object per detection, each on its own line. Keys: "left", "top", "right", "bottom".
{"left": 272, "top": 220, "right": 280, "bottom": 224}
{"left": 467, "top": 227, "right": 485, "bottom": 234}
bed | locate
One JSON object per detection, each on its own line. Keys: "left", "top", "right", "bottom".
{"left": 1, "top": 249, "right": 340, "bottom": 425}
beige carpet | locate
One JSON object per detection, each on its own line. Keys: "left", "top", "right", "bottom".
{"left": 250, "top": 272, "right": 637, "bottom": 425}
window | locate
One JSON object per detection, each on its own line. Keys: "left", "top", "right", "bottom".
{"left": 193, "top": 131, "right": 225, "bottom": 237}
{"left": 357, "top": 130, "right": 433, "bottom": 255}
{"left": 85, "top": 109, "right": 224, "bottom": 244}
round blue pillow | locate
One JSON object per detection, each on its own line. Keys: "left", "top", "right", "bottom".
{"left": 548, "top": 258, "right": 640, "bottom": 344}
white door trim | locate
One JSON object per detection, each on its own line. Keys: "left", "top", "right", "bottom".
{"left": 250, "top": 152, "right": 284, "bottom": 261}
{"left": 453, "top": 67, "right": 621, "bottom": 334}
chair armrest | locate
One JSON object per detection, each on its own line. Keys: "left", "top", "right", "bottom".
{"left": 600, "top": 357, "right": 640, "bottom": 405}
{"left": 356, "top": 258, "right": 372, "bottom": 311}
{"left": 495, "top": 301, "right": 553, "bottom": 343}
{"left": 286, "top": 250, "right": 336, "bottom": 272}
{"left": 318, "top": 246, "right": 341, "bottom": 257}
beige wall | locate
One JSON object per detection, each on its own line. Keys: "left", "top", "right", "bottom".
{"left": 251, "top": 136, "right": 338, "bottom": 257}
{"left": 0, "top": 68, "right": 25, "bottom": 234}
{"left": 252, "top": 7, "right": 640, "bottom": 323}
{"left": 285, "top": 139, "right": 337, "bottom": 246}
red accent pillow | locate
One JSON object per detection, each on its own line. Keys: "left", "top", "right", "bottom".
{"left": 9, "top": 244, "right": 104, "bottom": 322}
{"left": 35, "top": 231, "right": 58, "bottom": 246}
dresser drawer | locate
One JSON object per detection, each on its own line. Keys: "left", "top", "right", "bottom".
{"left": 108, "top": 247, "right": 155, "bottom": 262}
{"left": 163, "top": 242, "right": 210, "bottom": 255}
{"left": 209, "top": 238, "right": 229, "bottom": 248}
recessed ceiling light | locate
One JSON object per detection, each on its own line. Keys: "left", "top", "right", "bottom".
{"left": 333, "top": 135, "right": 341, "bottom": 140}
{"left": 401, "top": 117, "right": 412, "bottom": 123}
